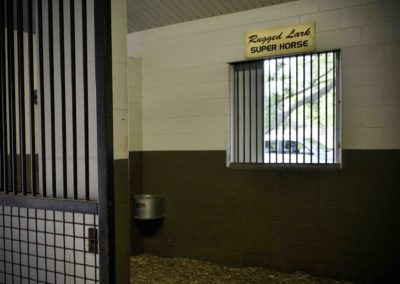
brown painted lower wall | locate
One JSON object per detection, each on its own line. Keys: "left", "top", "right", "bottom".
{"left": 114, "top": 159, "right": 131, "bottom": 284}
{"left": 129, "top": 152, "right": 144, "bottom": 255}
{"left": 130, "top": 150, "right": 400, "bottom": 283}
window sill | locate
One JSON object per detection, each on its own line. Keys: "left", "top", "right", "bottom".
{"left": 226, "top": 162, "right": 342, "bottom": 170}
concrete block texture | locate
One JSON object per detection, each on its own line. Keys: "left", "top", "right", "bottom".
{"left": 127, "top": 0, "right": 400, "bottom": 151}
{"left": 130, "top": 150, "right": 400, "bottom": 283}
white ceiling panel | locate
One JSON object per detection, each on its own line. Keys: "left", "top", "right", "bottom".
{"left": 127, "top": 0, "right": 297, "bottom": 33}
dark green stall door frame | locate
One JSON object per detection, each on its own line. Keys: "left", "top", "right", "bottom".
{"left": 0, "top": 0, "right": 115, "bottom": 282}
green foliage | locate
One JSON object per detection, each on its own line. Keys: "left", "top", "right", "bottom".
{"left": 263, "top": 53, "right": 336, "bottom": 135}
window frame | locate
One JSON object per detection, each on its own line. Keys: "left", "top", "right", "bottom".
{"left": 227, "top": 50, "right": 342, "bottom": 169}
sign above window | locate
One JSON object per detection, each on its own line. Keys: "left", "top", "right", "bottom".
{"left": 245, "top": 23, "right": 315, "bottom": 59}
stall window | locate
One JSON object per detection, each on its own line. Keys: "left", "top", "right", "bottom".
{"left": 228, "top": 50, "right": 341, "bottom": 166}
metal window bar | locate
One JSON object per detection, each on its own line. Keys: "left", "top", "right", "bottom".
{"left": 281, "top": 58, "right": 284, "bottom": 164}
{"left": 310, "top": 54, "right": 313, "bottom": 163}
{"left": 245, "top": 63, "right": 249, "bottom": 162}
{"left": 325, "top": 53, "right": 328, "bottom": 163}
{"left": 250, "top": 62, "right": 257, "bottom": 163}
{"left": 231, "top": 61, "right": 264, "bottom": 164}
{"left": 289, "top": 57, "right": 292, "bottom": 163}
{"left": 230, "top": 50, "right": 340, "bottom": 165}
{"left": 248, "top": 63, "right": 252, "bottom": 163}
{"left": 254, "top": 61, "right": 258, "bottom": 163}
{"left": 267, "top": 60, "right": 271, "bottom": 164}
{"left": 317, "top": 53, "right": 320, "bottom": 164}
{"left": 275, "top": 59, "right": 277, "bottom": 163}
{"left": 241, "top": 63, "right": 245, "bottom": 163}
{"left": 235, "top": 65, "right": 239, "bottom": 162}
{"left": 333, "top": 52, "right": 340, "bottom": 164}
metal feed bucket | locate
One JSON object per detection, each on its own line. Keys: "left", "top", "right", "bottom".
{"left": 134, "top": 194, "right": 164, "bottom": 220}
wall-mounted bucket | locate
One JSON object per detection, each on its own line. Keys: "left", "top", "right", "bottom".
{"left": 134, "top": 194, "right": 164, "bottom": 220}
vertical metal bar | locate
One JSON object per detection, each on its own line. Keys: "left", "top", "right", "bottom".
{"left": 289, "top": 57, "right": 292, "bottom": 163}
{"left": 256, "top": 61, "right": 263, "bottom": 164}
{"left": 268, "top": 60, "right": 271, "bottom": 164}
{"left": 249, "top": 63, "right": 252, "bottom": 163}
{"left": 26, "top": 207, "right": 30, "bottom": 280}
{"left": 1, "top": 206, "right": 5, "bottom": 278}
{"left": 59, "top": 0, "right": 67, "bottom": 198}
{"left": 9, "top": 206, "right": 14, "bottom": 280}
{"left": 281, "top": 58, "right": 284, "bottom": 163}
{"left": 333, "top": 52, "right": 336, "bottom": 163}
{"left": 53, "top": 210, "right": 56, "bottom": 282}
{"left": 18, "top": 207, "right": 22, "bottom": 279}
{"left": 28, "top": 0, "right": 36, "bottom": 196}
{"left": 303, "top": 55, "right": 305, "bottom": 164}
{"left": 17, "top": 0, "right": 26, "bottom": 195}
{"left": 254, "top": 63, "right": 257, "bottom": 163}
{"left": 325, "top": 52, "right": 328, "bottom": 163}
{"left": 94, "top": 213, "right": 98, "bottom": 283}
{"left": 35, "top": 209, "right": 38, "bottom": 281}
{"left": 63, "top": 211, "right": 66, "bottom": 283}
{"left": 259, "top": 61, "right": 263, "bottom": 164}
{"left": 242, "top": 64, "right": 245, "bottom": 163}
{"left": 258, "top": 61, "right": 263, "bottom": 164}
{"left": 0, "top": 0, "right": 6, "bottom": 192}
{"left": 72, "top": 213, "right": 76, "bottom": 282}
{"left": 82, "top": 0, "right": 90, "bottom": 200}
{"left": 95, "top": 0, "right": 115, "bottom": 281}
{"left": 48, "top": 0, "right": 57, "bottom": 198}
{"left": 71, "top": 0, "right": 78, "bottom": 199}
{"left": 295, "top": 56, "right": 299, "bottom": 164}
{"left": 310, "top": 55, "right": 313, "bottom": 163}
{"left": 17, "top": 0, "right": 27, "bottom": 195}
{"left": 262, "top": 61, "right": 264, "bottom": 164}
{"left": 236, "top": 65, "right": 239, "bottom": 162}
{"left": 44, "top": 210, "right": 48, "bottom": 283}
{"left": 254, "top": 62, "right": 259, "bottom": 163}
{"left": 0, "top": 29, "right": 2, "bottom": 192}
{"left": 275, "top": 59, "right": 277, "bottom": 163}
{"left": 38, "top": 0, "right": 47, "bottom": 197}
{"left": 317, "top": 53, "right": 320, "bottom": 163}
{"left": 7, "top": 0, "right": 17, "bottom": 194}
{"left": 83, "top": 214, "right": 87, "bottom": 281}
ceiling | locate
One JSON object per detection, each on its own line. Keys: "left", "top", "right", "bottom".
{"left": 127, "top": 0, "right": 296, "bottom": 33}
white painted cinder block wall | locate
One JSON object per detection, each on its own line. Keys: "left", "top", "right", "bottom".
{"left": 128, "top": 57, "right": 143, "bottom": 152}
{"left": 127, "top": 0, "right": 400, "bottom": 151}
{"left": 112, "top": 0, "right": 129, "bottom": 159}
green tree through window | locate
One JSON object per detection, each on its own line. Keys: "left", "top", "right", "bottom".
{"left": 229, "top": 50, "right": 340, "bottom": 165}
